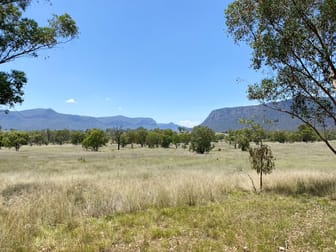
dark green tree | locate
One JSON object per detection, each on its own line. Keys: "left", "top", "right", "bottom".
{"left": 189, "top": 126, "right": 215, "bottom": 154}
{"left": 297, "top": 124, "right": 319, "bottom": 143}
{"left": 135, "top": 127, "right": 148, "bottom": 147}
{"left": 0, "top": 0, "right": 78, "bottom": 107}
{"left": 271, "top": 131, "right": 288, "bottom": 143}
{"left": 0, "top": 130, "right": 3, "bottom": 149}
{"left": 3, "top": 131, "right": 29, "bottom": 151}
{"left": 146, "top": 131, "right": 161, "bottom": 148}
{"left": 179, "top": 131, "right": 191, "bottom": 149}
{"left": 237, "top": 129, "right": 250, "bottom": 151}
{"left": 125, "top": 130, "right": 137, "bottom": 148}
{"left": 54, "top": 129, "right": 70, "bottom": 145}
{"left": 120, "top": 132, "right": 129, "bottom": 148}
{"left": 28, "top": 131, "right": 48, "bottom": 145}
{"left": 172, "top": 132, "right": 180, "bottom": 148}
{"left": 160, "top": 129, "right": 173, "bottom": 148}
{"left": 82, "top": 129, "right": 108, "bottom": 152}
{"left": 70, "top": 131, "right": 86, "bottom": 145}
{"left": 225, "top": 0, "right": 336, "bottom": 154}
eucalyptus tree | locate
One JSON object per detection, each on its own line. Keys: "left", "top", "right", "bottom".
{"left": 0, "top": 0, "right": 78, "bottom": 107}
{"left": 225, "top": 0, "right": 336, "bottom": 154}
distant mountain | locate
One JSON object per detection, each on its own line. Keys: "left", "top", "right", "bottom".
{"left": 201, "top": 101, "right": 329, "bottom": 132}
{"left": 0, "top": 109, "right": 180, "bottom": 131}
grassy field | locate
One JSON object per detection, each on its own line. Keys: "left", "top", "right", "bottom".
{"left": 0, "top": 141, "right": 336, "bottom": 251}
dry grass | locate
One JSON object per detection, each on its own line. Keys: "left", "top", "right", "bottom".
{"left": 0, "top": 141, "right": 335, "bottom": 251}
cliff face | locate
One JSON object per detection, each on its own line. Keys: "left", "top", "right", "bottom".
{"left": 201, "top": 102, "right": 303, "bottom": 132}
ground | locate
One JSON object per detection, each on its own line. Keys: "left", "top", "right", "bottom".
{"left": 0, "top": 141, "right": 335, "bottom": 251}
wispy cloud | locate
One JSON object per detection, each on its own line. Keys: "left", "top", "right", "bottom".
{"left": 178, "top": 120, "right": 200, "bottom": 128}
{"left": 66, "top": 98, "right": 77, "bottom": 104}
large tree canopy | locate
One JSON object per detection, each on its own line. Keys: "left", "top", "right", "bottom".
{"left": 225, "top": 0, "right": 336, "bottom": 154}
{"left": 0, "top": 0, "right": 78, "bottom": 107}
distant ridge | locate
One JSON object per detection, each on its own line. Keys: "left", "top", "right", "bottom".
{"left": 0, "top": 109, "right": 180, "bottom": 131}
{"left": 201, "top": 101, "right": 324, "bottom": 132}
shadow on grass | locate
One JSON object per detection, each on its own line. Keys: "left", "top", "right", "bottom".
{"left": 265, "top": 178, "right": 336, "bottom": 197}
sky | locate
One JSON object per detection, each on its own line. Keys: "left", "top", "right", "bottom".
{"left": 3, "top": 0, "right": 263, "bottom": 128}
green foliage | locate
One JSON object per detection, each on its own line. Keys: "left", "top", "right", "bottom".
{"left": 0, "top": 71, "right": 27, "bottom": 107}
{"left": 270, "top": 131, "right": 288, "bottom": 143}
{"left": 135, "top": 127, "right": 148, "bottom": 147}
{"left": 225, "top": 0, "right": 336, "bottom": 154}
{"left": 120, "top": 132, "right": 129, "bottom": 148}
{"left": 145, "top": 131, "right": 161, "bottom": 148}
{"left": 0, "top": 0, "right": 78, "bottom": 107}
{"left": 249, "top": 144, "right": 275, "bottom": 190}
{"left": 189, "top": 126, "right": 215, "bottom": 154}
{"left": 54, "top": 129, "right": 70, "bottom": 145}
{"left": 70, "top": 131, "right": 86, "bottom": 145}
{"left": 28, "top": 131, "right": 48, "bottom": 145}
{"left": 239, "top": 119, "right": 266, "bottom": 146}
{"left": 82, "top": 129, "right": 108, "bottom": 151}
{"left": 215, "top": 133, "right": 225, "bottom": 142}
{"left": 160, "top": 129, "right": 173, "bottom": 148}
{"left": 297, "top": 124, "right": 319, "bottom": 142}
{"left": 237, "top": 130, "right": 250, "bottom": 151}
{"left": 2, "top": 131, "right": 29, "bottom": 151}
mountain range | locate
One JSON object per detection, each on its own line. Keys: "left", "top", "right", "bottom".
{"left": 201, "top": 100, "right": 334, "bottom": 132}
{"left": 1, "top": 101, "right": 334, "bottom": 132}
{"left": 0, "top": 109, "right": 180, "bottom": 131}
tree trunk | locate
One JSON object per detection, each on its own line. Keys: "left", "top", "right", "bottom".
{"left": 260, "top": 169, "right": 263, "bottom": 191}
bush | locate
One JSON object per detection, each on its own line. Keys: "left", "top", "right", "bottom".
{"left": 189, "top": 126, "right": 215, "bottom": 154}
{"left": 82, "top": 129, "right": 108, "bottom": 151}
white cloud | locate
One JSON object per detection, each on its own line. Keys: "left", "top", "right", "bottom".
{"left": 178, "top": 120, "right": 201, "bottom": 128}
{"left": 117, "top": 106, "right": 123, "bottom": 111}
{"left": 66, "top": 98, "right": 77, "bottom": 104}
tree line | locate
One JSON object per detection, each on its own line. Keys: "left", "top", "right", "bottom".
{"left": 225, "top": 124, "right": 336, "bottom": 152}
{"left": 0, "top": 124, "right": 335, "bottom": 152}
{"left": 0, "top": 127, "right": 204, "bottom": 152}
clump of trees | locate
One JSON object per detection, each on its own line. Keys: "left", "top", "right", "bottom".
{"left": 0, "top": 127, "right": 192, "bottom": 151}
{"left": 226, "top": 123, "right": 324, "bottom": 151}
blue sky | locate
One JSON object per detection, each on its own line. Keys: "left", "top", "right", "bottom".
{"left": 4, "top": 0, "right": 262, "bottom": 127}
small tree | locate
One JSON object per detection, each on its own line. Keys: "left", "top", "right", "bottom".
{"left": 189, "top": 126, "right": 215, "bottom": 154}
{"left": 249, "top": 144, "right": 275, "bottom": 191}
{"left": 82, "top": 129, "right": 108, "bottom": 151}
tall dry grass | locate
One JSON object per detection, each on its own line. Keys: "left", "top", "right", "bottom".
{"left": 0, "top": 141, "right": 335, "bottom": 250}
